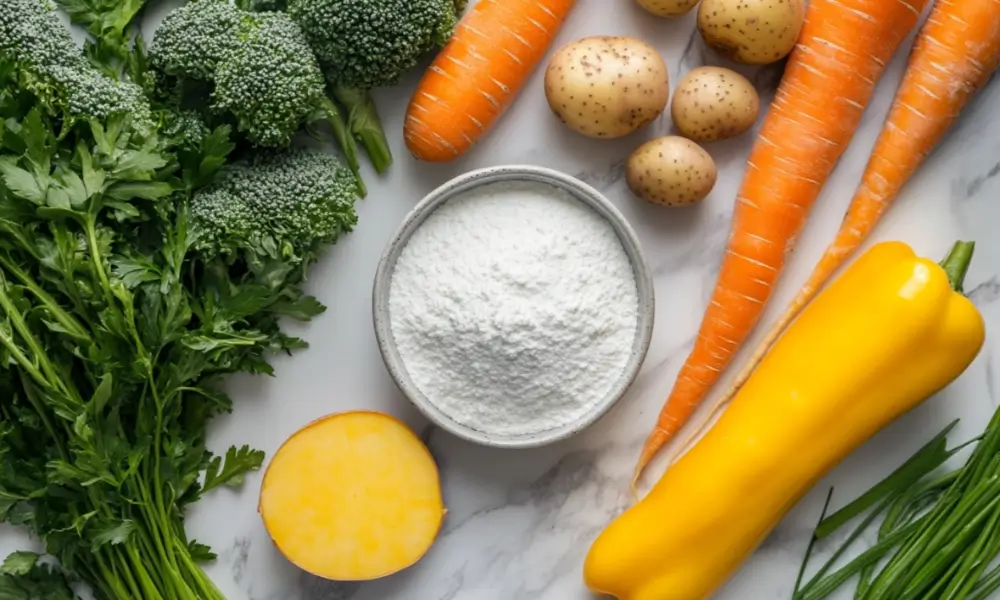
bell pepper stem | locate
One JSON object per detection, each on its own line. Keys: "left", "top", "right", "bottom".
{"left": 940, "top": 241, "right": 976, "bottom": 293}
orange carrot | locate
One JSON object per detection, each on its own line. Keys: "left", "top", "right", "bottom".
{"left": 404, "top": 0, "right": 576, "bottom": 162}
{"left": 693, "top": 0, "right": 1000, "bottom": 451}
{"left": 632, "top": 0, "right": 931, "bottom": 488}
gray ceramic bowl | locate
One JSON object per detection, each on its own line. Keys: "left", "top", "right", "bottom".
{"left": 372, "top": 165, "right": 655, "bottom": 448}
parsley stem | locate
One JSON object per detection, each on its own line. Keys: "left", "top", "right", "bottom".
{"left": 126, "top": 543, "right": 168, "bottom": 600}
{"left": 94, "top": 551, "right": 133, "bottom": 599}
{"left": 176, "top": 545, "right": 227, "bottom": 600}
{"left": 0, "top": 326, "right": 50, "bottom": 391}
{"left": 84, "top": 217, "right": 116, "bottom": 309}
{"left": 113, "top": 549, "right": 146, "bottom": 599}
{"left": 0, "top": 272, "right": 83, "bottom": 406}
{"left": 78, "top": 560, "right": 114, "bottom": 599}
{"left": 149, "top": 379, "right": 186, "bottom": 583}
{"left": 135, "top": 524, "right": 169, "bottom": 591}
{"left": 132, "top": 475, "right": 185, "bottom": 598}
{"left": 0, "top": 253, "right": 89, "bottom": 340}
{"left": 0, "top": 276, "right": 58, "bottom": 392}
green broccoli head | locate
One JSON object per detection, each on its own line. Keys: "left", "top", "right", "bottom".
{"left": 0, "top": 0, "right": 153, "bottom": 130}
{"left": 49, "top": 65, "right": 153, "bottom": 128}
{"left": 213, "top": 12, "right": 327, "bottom": 148}
{"left": 191, "top": 149, "right": 358, "bottom": 262}
{"left": 149, "top": 3, "right": 337, "bottom": 150}
{"left": 148, "top": 0, "right": 245, "bottom": 81}
{"left": 286, "top": 0, "right": 460, "bottom": 89}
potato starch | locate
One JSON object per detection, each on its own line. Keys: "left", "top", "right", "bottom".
{"left": 389, "top": 181, "right": 639, "bottom": 436}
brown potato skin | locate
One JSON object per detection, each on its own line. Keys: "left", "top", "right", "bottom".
{"left": 671, "top": 66, "right": 760, "bottom": 142}
{"left": 626, "top": 136, "right": 718, "bottom": 207}
{"left": 697, "top": 0, "right": 805, "bottom": 65}
{"left": 637, "top": 0, "right": 700, "bottom": 17}
{"left": 545, "top": 36, "right": 670, "bottom": 139}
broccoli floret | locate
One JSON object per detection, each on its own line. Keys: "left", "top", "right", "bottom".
{"left": 214, "top": 12, "right": 326, "bottom": 148}
{"left": 149, "top": 0, "right": 245, "bottom": 81}
{"left": 0, "top": 0, "right": 153, "bottom": 131}
{"left": 287, "top": 0, "right": 459, "bottom": 89}
{"left": 149, "top": 0, "right": 364, "bottom": 196}
{"left": 191, "top": 149, "right": 359, "bottom": 262}
{"left": 285, "top": 0, "right": 464, "bottom": 174}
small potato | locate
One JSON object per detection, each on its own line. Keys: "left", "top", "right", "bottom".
{"left": 545, "top": 36, "right": 669, "bottom": 139}
{"left": 697, "top": 0, "right": 805, "bottom": 65}
{"left": 636, "top": 0, "right": 700, "bottom": 17}
{"left": 671, "top": 66, "right": 760, "bottom": 142}
{"left": 626, "top": 136, "right": 717, "bottom": 206}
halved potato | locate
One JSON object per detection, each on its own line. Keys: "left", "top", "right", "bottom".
{"left": 259, "top": 411, "right": 445, "bottom": 581}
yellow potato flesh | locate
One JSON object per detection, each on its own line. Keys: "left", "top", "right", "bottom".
{"left": 259, "top": 412, "right": 445, "bottom": 581}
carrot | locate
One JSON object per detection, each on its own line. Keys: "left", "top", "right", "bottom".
{"left": 694, "top": 0, "right": 1000, "bottom": 453}
{"left": 632, "top": 0, "right": 931, "bottom": 489}
{"left": 404, "top": 0, "right": 576, "bottom": 162}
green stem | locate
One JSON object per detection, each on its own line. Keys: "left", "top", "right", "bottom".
{"left": 0, "top": 275, "right": 67, "bottom": 396}
{"left": 941, "top": 502, "right": 1000, "bottom": 599}
{"left": 794, "top": 488, "right": 833, "bottom": 595}
{"left": 135, "top": 472, "right": 185, "bottom": 596}
{"left": 125, "top": 543, "right": 169, "bottom": 600}
{"left": 798, "top": 515, "right": 930, "bottom": 600}
{"left": 805, "top": 497, "right": 893, "bottom": 595}
{"left": 898, "top": 482, "right": 1000, "bottom": 598}
{"left": 817, "top": 421, "right": 956, "bottom": 539}
{"left": 332, "top": 85, "right": 393, "bottom": 175}
{"left": 970, "top": 561, "right": 1000, "bottom": 600}
{"left": 146, "top": 379, "right": 188, "bottom": 590}
{"left": 0, "top": 327, "right": 50, "bottom": 390}
{"left": 318, "top": 96, "right": 366, "bottom": 198}
{"left": 85, "top": 217, "right": 116, "bottom": 306}
{"left": 176, "top": 545, "right": 227, "bottom": 600}
{"left": 134, "top": 526, "right": 169, "bottom": 592}
{"left": 94, "top": 552, "right": 133, "bottom": 599}
{"left": 77, "top": 560, "right": 115, "bottom": 600}
{"left": 940, "top": 241, "right": 975, "bottom": 293}
{"left": 112, "top": 549, "right": 145, "bottom": 599}
{"left": 0, "top": 253, "right": 90, "bottom": 339}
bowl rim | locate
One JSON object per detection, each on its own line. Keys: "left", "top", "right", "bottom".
{"left": 372, "top": 164, "right": 655, "bottom": 449}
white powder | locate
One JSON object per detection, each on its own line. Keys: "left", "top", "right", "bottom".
{"left": 388, "top": 180, "right": 639, "bottom": 436}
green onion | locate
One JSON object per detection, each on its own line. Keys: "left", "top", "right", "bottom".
{"left": 793, "top": 408, "right": 1000, "bottom": 600}
{"left": 816, "top": 421, "right": 957, "bottom": 540}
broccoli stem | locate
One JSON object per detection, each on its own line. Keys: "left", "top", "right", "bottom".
{"left": 318, "top": 96, "right": 366, "bottom": 198}
{"left": 333, "top": 85, "right": 393, "bottom": 175}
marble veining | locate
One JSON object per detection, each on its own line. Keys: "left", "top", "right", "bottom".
{"left": 3, "top": 0, "right": 1000, "bottom": 599}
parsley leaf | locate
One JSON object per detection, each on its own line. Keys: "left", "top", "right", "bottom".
{"left": 202, "top": 445, "right": 266, "bottom": 494}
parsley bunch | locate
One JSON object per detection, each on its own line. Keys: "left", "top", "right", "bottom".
{"left": 0, "top": 1, "right": 358, "bottom": 598}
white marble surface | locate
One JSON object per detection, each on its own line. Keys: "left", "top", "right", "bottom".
{"left": 8, "top": 0, "right": 1000, "bottom": 598}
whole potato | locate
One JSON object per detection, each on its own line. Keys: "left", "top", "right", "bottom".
{"left": 671, "top": 66, "right": 760, "bottom": 142}
{"left": 697, "top": 0, "right": 805, "bottom": 65}
{"left": 626, "top": 136, "right": 717, "bottom": 206}
{"left": 544, "top": 36, "right": 669, "bottom": 139}
{"left": 636, "top": 0, "right": 699, "bottom": 17}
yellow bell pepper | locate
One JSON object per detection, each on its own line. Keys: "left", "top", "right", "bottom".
{"left": 584, "top": 240, "right": 986, "bottom": 600}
